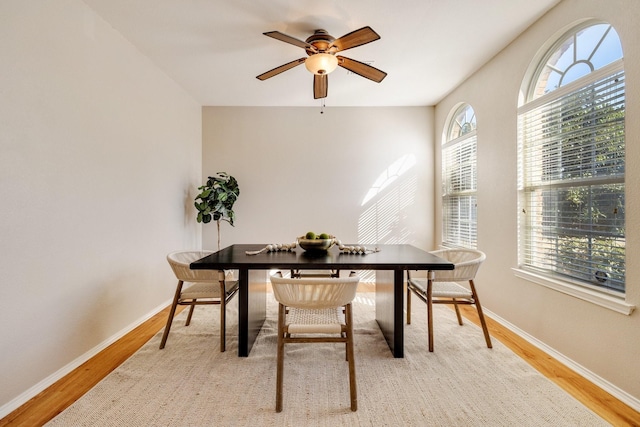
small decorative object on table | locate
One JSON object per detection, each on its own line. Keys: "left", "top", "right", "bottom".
{"left": 336, "top": 239, "right": 380, "bottom": 254}
{"left": 244, "top": 231, "right": 381, "bottom": 256}
{"left": 245, "top": 242, "right": 297, "bottom": 255}
{"left": 297, "top": 232, "right": 335, "bottom": 253}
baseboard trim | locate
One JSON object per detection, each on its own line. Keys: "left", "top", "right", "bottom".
{"left": 0, "top": 300, "right": 170, "bottom": 419}
{"left": 484, "top": 308, "right": 640, "bottom": 413}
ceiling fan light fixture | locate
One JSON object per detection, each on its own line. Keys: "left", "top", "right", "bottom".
{"left": 305, "top": 53, "right": 338, "bottom": 75}
{"left": 257, "top": 27, "right": 386, "bottom": 99}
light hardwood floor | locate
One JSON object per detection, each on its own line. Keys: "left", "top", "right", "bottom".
{"left": 2, "top": 291, "right": 640, "bottom": 426}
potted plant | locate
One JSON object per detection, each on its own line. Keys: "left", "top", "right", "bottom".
{"left": 194, "top": 172, "right": 240, "bottom": 251}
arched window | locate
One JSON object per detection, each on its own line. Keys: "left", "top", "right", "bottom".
{"left": 442, "top": 104, "right": 477, "bottom": 248}
{"left": 517, "top": 22, "right": 625, "bottom": 293}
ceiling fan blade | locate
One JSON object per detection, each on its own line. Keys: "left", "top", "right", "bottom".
{"left": 337, "top": 56, "right": 387, "bottom": 83}
{"left": 331, "top": 26, "right": 380, "bottom": 52}
{"left": 256, "top": 58, "right": 306, "bottom": 81}
{"left": 314, "top": 74, "right": 328, "bottom": 99}
{"left": 263, "top": 31, "right": 314, "bottom": 51}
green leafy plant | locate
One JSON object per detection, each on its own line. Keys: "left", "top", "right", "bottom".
{"left": 194, "top": 172, "right": 239, "bottom": 250}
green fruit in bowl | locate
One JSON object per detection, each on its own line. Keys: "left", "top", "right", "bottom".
{"left": 305, "top": 231, "right": 316, "bottom": 240}
{"left": 318, "top": 233, "right": 331, "bottom": 239}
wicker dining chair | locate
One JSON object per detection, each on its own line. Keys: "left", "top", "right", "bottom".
{"left": 406, "top": 248, "right": 492, "bottom": 352}
{"left": 270, "top": 271, "right": 360, "bottom": 412}
{"left": 161, "top": 251, "right": 239, "bottom": 352}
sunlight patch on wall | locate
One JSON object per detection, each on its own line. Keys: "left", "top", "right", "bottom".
{"left": 361, "top": 154, "right": 417, "bottom": 206}
{"left": 357, "top": 154, "right": 418, "bottom": 282}
{"left": 359, "top": 173, "right": 417, "bottom": 245}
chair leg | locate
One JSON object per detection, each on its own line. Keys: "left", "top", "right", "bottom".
{"left": 185, "top": 304, "right": 195, "bottom": 326}
{"left": 406, "top": 282, "right": 412, "bottom": 325}
{"left": 427, "top": 278, "right": 434, "bottom": 352}
{"left": 344, "top": 329, "right": 348, "bottom": 361}
{"left": 345, "top": 303, "right": 358, "bottom": 411}
{"left": 338, "top": 307, "right": 348, "bottom": 359}
{"left": 159, "top": 280, "right": 184, "bottom": 350}
{"left": 469, "top": 280, "right": 492, "bottom": 349}
{"left": 276, "top": 304, "right": 286, "bottom": 412}
{"left": 452, "top": 299, "right": 464, "bottom": 325}
{"left": 220, "top": 286, "right": 226, "bottom": 352}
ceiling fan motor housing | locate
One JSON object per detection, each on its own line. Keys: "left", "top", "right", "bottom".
{"left": 305, "top": 29, "right": 335, "bottom": 55}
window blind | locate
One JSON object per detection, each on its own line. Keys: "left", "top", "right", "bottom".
{"left": 518, "top": 69, "right": 625, "bottom": 292}
{"left": 442, "top": 133, "right": 477, "bottom": 248}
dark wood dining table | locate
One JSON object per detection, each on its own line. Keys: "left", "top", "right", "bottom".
{"left": 190, "top": 244, "right": 453, "bottom": 358}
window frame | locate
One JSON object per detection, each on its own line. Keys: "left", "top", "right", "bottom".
{"left": 515, "top": 21, "right": 632, "bottom": 314}
{"left": 442, "top": 104, "right": 478, "bottom": 249}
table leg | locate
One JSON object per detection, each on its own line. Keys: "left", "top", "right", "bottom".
{"left": 375, "top": 269, "right": 404, "bottom": 358}
{"left": 237, "top": 269, "right": 267, "bottom": 357}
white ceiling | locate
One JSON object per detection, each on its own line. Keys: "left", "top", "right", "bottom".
{"left": 83, "top": 0, "right": 561, "bottom": 107}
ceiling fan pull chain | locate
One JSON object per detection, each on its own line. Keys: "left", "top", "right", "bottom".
{"left": 320, "top": 98, "right": 325, "bottom": 114}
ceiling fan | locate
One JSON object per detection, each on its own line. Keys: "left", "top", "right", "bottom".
{"left": 256, "top": 26, "right": 387, "bottom": 99}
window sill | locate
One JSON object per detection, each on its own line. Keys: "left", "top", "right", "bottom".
{"left": 512, "top": 268, "right": 635, "bottom": 315}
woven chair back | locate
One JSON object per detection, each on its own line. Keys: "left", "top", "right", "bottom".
{"left": 167, "top": 251, "right": 225, "bottom": 282}
{"left": 270, "top": 275, "right": 360, "bottom": 310}
{"left": 430, "top": 249, "right": 486, "bottom": 282}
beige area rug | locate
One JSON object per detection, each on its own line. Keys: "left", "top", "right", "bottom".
{"left": 47, "top": 292, "right": 606, "bottom": 426}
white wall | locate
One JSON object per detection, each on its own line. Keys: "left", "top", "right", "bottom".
{"left": 435, "top": 0, "right": 640, "bottom": 406}
{"left": 4, "top": 0, "right": 636, "bottom": 417}
{"left": 202, "top": 107, "right": 435, "bottom": 261}
{"left": 0, "top": 0, "right": 202, "bottom": 414}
